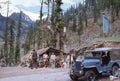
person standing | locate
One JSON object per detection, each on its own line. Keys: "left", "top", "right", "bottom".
{"left": 29, "top": 49, "right": 38, "bottom": 69}
{"left": 50, "top": 53, "right": 56, "bottom": 68}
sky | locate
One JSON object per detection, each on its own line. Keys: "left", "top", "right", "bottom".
{"left": 9, "top": 0, "right": 84, "bottom": 14}
{"left": 10, "top": 0, "right": 83, "bottom": 7}
{"left": 0, "top": 0, "right": 84, "bottom": 21}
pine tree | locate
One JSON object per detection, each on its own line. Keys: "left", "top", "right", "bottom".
{"left": 28, "top": 26, "right": 34, "bottom": 48}
{"left": 9, "top": 19, "right": 15, "bottom": 66}
{"left": 24, "top": 40, "right": 29, "bottom": 55}
{"left": 51, "top": 0, "right": 56, "bottom": 29}
{"left": 93, "top": 2, "right": 97, "bottom": 22}
{"left": 24, "top": 26, "right": 33, "bottom": 54}
{"left": 0, "top": 47, "right": 4, "bottom": 59}
{"left": 115, "top": 0, "right": 119, "bottom": 17}
{"left": 4, "top": 1, "right": 9, "bottom": 66}
{"left": 24, "top": 38, "right": 30, "bottom": 55}
{"left": 35, "top": 20, "right": 42, "bottom": 49}
{"left": 33, "top": 25, "right": 37, "bottom": 48}
{"left": 36, "top": 0, "right": 44, "bottom": 49}
{"left": 55, "top": 0, "right": 63, "bottom": 50}
{"left": 72, "top": 16, "right": 77, "bottom": 32}
{"left": 15, "top": 11, "right": 22, "bottom": 65}
{"left": 50, "top": 0, "right": 57, "bottom": 47}
{"left": 46, "top": 0, "right": 51, "bottom": 22}
{"left": 78, "top": 12, "right": 83, "bottom": 45}
{"left": 83, "top": 2, "right": 88, "bottom": 27}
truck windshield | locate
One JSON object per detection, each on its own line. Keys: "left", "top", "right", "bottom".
{"left": 84, "top": 51, "right": 101, "bottom": 59}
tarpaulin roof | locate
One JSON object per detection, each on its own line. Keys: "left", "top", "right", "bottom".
{"left": 37, "top": 47, "right": 66, "bottom": 56}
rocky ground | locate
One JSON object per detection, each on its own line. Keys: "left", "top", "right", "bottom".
{"left": 0, "top": 67, "right": 119, "bottom": 81}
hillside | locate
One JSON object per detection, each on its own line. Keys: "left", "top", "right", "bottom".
{"left": 65, "top": 16, "right": 120, "bottom": 51}
{"left": 81, "top": 16, "right": 120, "bottom": 43}
{"left": 61, "top": 0, "right": 120, "bottom": 51}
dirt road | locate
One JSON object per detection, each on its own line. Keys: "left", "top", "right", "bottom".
{"left": 0, "top": 67, "right": 71, "bottom": 81}
{"left": 0, "top": 67, "right": 119, "bottom": 81}
{"left": 0, "top": 71, "right": 70, "bottom": 81}
{"left": 0, "top": 67, "right": 69, "bottom": 78}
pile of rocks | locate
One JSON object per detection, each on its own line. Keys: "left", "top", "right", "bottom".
{"left": 0, "top": 57, "right": 6, "bottom": 67}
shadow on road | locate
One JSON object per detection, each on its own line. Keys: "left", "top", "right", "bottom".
{"left": 77, "top": 75, "right": 109, "bottom": 81}
{"left": 96, "top": 75, "right": 110, "bottom": 81}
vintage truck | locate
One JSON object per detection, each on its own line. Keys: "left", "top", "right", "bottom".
{"left": 69, "top": 47, "right": 120, "bottom": 81}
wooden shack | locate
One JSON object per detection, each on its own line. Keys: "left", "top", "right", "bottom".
{"left": 37, "top": 47, "right": 67, "bottom": 68}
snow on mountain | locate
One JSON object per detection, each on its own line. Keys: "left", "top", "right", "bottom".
{"left": 0, "top": 3, "right": 39, "bottom": 21}
{"left": 22, "top": 10, "right": 39, "bottom": 21}
{"left": 0, "top": 3, "right": 20, "bottom": 16}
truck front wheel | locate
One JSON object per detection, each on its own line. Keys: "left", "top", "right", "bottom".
{"left": 85, "top": 70, "right": 96, "bottom": 81}
{"left": 112, "top": 65, "right": 119, "bottom": 76}
{"left": 70, "top": 75, "right": 78, "bottom": 81}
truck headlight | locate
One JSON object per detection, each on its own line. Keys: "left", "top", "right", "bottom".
{"left": 79, "top": 70, "right": 84, "bottom": 75}
{"left": 70, "top": 69, "right": 73, "bottom": 75}
{"left": 70, "top": 69, "right": 73, "bottom": 72}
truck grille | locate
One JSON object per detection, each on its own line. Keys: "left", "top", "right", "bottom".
{"left": 75, "top": 62, "right": 81, "bottom": 70}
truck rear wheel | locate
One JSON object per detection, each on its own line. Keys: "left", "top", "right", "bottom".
{"left": 85, "top": 70, "right": 96, "bottom": 81}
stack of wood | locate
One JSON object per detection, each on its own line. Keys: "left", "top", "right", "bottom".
{"left": 77, "top": 41, "right": 120, "bottom": 55}
{"left": 104, "top": 41, "right": 120, "bottom": 47}
{"left": 77, "top": 41, "right": 104, "bottom": 55}
{"left": 0, "top": 57, "right": 6, "bottom": 67}
{"left": 20, "top": 52, "right": 31, "bottom": 67}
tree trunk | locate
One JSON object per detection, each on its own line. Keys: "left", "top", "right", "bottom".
{"left": 56, "top": 32, "right": 60, "bottom": 49}
{"left": 40, "top": 0, "right": 43, "bottom": 23}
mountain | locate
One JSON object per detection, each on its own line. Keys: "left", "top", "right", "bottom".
{"left": 0, "top": 3, "right": 48, "bottom": 39}
{"left": 0, "top": 3, "right": 39, "bottom": 21}
{"left": 0, "top": 13, "right": 33, "bottom": 38}
{"left": 0, "top": 14, "right": 6, "bottom": 30}
{"left": 10, "top": 12, "right": 34, "bottom": 35}
{"left": 0, "top": 4, "right": 36, "bottom": 38}
{"left": 0, "top": 14, "right": 5, "bottom": 38}
{"left": 10, "top": 12, "right": 33, "bottom": 23}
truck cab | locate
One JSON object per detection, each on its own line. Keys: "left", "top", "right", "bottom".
{"left": 69, "top": 47, "right": 120, "bottom": 81}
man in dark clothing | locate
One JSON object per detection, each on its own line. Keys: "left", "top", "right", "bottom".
{"left": 29, "top": 49, "right": 38, "bottom": 69}
{"left": 32, "top": 49, "right": 37, "bottom": 62}
{"left": 102, "top": 51, "right": 110, "bottom": 66}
